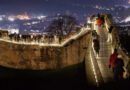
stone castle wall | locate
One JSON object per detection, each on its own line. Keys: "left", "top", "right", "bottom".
{"left": 0, "top": 31, "right": 91, "bottom": 70}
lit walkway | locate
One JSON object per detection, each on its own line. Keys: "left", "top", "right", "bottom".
{"left": 86, "top": 26, "right": 114, "bottom": 86}
{"left": 97, "top": 27, "right": 114, "bottom": 83}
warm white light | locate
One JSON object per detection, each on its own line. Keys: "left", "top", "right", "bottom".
{"left": 32, "top": 21, "right": 38, "bottom": 24}
{"left": 87, "top": 17, "right": 92, "bottom": 23}
{"left": 37, "top": 15, "right": 46, "bottom": 20}
{"left": 90, "top": 49, "right": 99, "bottom": 86}
{"left": 16, "top": 15, "right": 30, "bottom": 20}
{"left": 8, "top": 29, "right": 19, "bottom": 34}
{"left": 0, "top": 17, "right": 3, "bottom": 21}
{"left": 125, "top": 16, "right": 130, "bottom": 22}
{"left": 8, "top": 17, "right": 15, "bottom": 22}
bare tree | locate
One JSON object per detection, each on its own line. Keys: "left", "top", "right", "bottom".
{"left": 46, "top": 15, "right": 77, "bottom": 36}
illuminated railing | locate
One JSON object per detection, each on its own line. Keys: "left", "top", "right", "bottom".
{"left": 0, "top": 27, "right": 90, "bottom": 47}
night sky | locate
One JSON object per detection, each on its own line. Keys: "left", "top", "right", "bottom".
{"left": 0, "top": 0, "right": 130, "bottom": 21}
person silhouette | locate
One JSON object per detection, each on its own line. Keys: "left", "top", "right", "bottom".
{"left": 108, "top": 48, "right": 118, "bottom": 71}
{"left": 114, "top": 55, "right": 124, "bottom": 81}
{"left": 93, "top": 38, "right": 100, "bottom": 57}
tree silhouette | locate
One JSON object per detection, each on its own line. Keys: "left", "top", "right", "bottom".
{"left": 46, "top": 15, "right": 77, "bottom": 36}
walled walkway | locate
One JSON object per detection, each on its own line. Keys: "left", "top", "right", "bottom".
{"left": 86, "top": 26, "right": 114, "bottom": 86}
{"left": 97, "top": 27, "right": 114, "bottom": 83}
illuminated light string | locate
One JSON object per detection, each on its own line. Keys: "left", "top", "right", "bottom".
{"left": 0, "top": 27, "right": 90, "bottom": 47}
{"left": 90, "top": 30, "right": 100, "bottom": 86}
{"left": 90, "top": 47, "right": 99, "bottom": 86}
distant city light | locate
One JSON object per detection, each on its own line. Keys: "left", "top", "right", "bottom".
{"left": 95, "top": 5, "right": 100, "bottom": 9}
{"left": 32, "top": 21, "right": 39, "bottom": 24}
{"left": 24, "top": 23, "right": 31, "bottom": 26}
{"left": 8, "top": 17, "right": 15, "bottom": 22}
{"left": 0, "top": 17, "right": 3, "bottom": 21}
{"left": 16, "top": 15, "right": 30, "bottom": 20}
{"left": 7, "top": 13, "right": 30, "bottom": 21}
{"left": 37, "top": 15, "right": 46, "bottom": 20}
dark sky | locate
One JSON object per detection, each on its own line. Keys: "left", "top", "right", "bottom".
{"left": 0, "top": 0, "right": 129, "bottom": 21}
{"left": 0, "top": 0, "right": 128, "bottom": 13}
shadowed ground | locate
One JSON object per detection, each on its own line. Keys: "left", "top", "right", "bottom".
{"left": 0, "top": 59, "right": 130, "bottom": 90}
{"left": 0, "top": 61, "right": 87, "bottom": 90}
